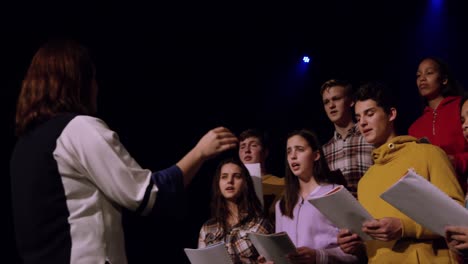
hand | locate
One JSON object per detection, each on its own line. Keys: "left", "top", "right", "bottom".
{"left": 194, "top": 127, "right": 238, "bottom": 160}
{"left": 446, "top": 225, "right": 468, "bottom": 252}
{"left": 287, "top": 247, "right": 316, "bottom": 264}
{"left": 362, "top": 218, "right": 402, "bottom": 241}
{"left": 337, "top": 229, "right": 364, "bottom": 255}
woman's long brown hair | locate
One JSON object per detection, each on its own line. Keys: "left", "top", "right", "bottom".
{"left": 15, "top": 39, "right": 95, "bottom": 135}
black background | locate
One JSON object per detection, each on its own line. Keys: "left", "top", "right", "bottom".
{"left": 4, "top": 1, "right": 468, "bottom": 263}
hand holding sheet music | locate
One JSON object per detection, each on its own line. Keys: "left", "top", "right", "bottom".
{"left": 247, "top": 231, "right": 296, "bottom": 264}
{"left": 307, "top": 185, "right": 374, "bottom": 240}
{"left": 380, "top": 169, "right": 468, "bottom": 236}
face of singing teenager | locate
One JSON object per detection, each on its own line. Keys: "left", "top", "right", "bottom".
{"left": 355, "top": 99, "right": 397, "bottom": 147}
{"left": 416, "top": 58, "right": 448, "bottom": 100}
{"left": 219, "top": 163, "right": 245, "bottom": 202}
{"left": 239, "top": 136, "right": 267, "bottom": 164}
{"left": 460, "top": 100, "right": 468, "bottom": 142}
{"left": 322, "top": 85, "right": 354, "bottom": 125}
{"left": 286, "top": 135, "right": 320, "bottom": 181}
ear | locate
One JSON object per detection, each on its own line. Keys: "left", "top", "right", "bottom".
{"left": 388, "top": 107, "right": 397, "bottom": 122}
{"left": 314, "top": 151, "right": 321, "bottom": 161}
{"left": 442, "top": 77, "right": 448, "bottom": 86}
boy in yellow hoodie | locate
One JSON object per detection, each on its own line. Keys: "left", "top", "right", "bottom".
{"left": 338, "top": 82, "right": 464, "bottom": 263}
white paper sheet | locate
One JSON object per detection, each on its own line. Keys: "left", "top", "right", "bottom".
{"left": 244, "top": 163, "right": 263, "bottom": 206}
{"left": 184, "top": 242, "right": 233, "bottom": 264}
{"left": 380, "top": 169, "right": 468, "bottom": 236}
{"left": 247, "top": 231, "right": 296, "bottom": 264}
{"left": 308, "top": 185, "right": 373, "bottom": 240}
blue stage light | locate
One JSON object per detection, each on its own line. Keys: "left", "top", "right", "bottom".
{"left": 303, "top": 56, "right": 310, "bottom": 63}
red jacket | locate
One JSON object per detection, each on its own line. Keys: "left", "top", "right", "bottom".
{"left": 409, "top": 96, "right": 468, "bottom": 192}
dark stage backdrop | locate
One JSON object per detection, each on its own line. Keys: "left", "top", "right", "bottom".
{"left": 4, "top": 1, "right": 468, "bottom": 263}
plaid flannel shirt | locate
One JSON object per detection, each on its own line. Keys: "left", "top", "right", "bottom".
{"left": 322, "top": 124, "right": 374, "bottom": 198}
{"left": 198, "top": 216, "right": 273, "bottom": 264}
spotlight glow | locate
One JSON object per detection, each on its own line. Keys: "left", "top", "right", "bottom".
{"left": 303, "top": 56, "right": 310, "bottom": 63}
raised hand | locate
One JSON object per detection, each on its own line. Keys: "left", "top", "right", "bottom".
{"left": 177, "top": 127, "right": 238, "bottom": 186}
{"left": 194, "top": 126, "right": 238, "bottom": 160}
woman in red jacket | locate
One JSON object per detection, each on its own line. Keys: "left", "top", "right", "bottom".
{"left": 409, "top": 56, "right": 468, "bottom": 194}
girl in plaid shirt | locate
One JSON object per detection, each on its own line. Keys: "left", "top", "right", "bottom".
{"left": 198, "top": 158, "right": 273, "bottom": 263}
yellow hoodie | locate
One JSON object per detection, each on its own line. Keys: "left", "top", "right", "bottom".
{"left": 262, "top": 174, "right": 285, "bottom": 224}
{"left": 358, "top": 135, "right": 464, "bottom": 263}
